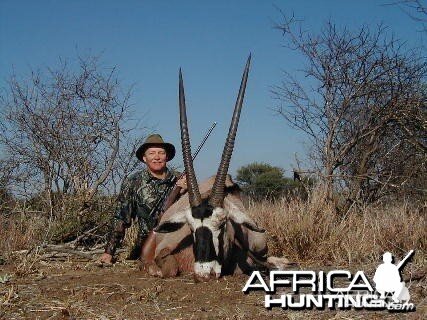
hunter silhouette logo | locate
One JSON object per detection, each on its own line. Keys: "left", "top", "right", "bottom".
{"left": 373, "top": 250, "right": 414, "bottom": 303}
{"left": 243, "top": 250, "right": 416, "bottom": 312}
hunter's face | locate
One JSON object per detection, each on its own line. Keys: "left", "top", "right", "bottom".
{"left": 143, "top": 147, "right": 167, "bottom": 173}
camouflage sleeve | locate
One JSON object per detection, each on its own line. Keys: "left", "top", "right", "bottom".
{"left": 104, "top": 177, "right": 136, "bottom": 256}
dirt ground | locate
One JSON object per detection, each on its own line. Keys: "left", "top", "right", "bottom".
{"left": 0, "top": 258, "right": 425, "bottom": 320}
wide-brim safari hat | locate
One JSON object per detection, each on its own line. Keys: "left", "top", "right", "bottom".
{"left": 136, "top": 134, "right": 176, "bottom": 162}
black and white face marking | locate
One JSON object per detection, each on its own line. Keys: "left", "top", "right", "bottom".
{"left": 154, "top": 200, "right": 229, "bottom": 278}
{"left": 190, "top": 204, "right": 229, "bottom": 278}
{"left": 156, "top": 197, "right": 264, "bottom": 279}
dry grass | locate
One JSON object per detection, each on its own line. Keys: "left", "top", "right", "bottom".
{"left": 0, "top": 213, "right": 46, "bottom": 261}
{"left": 123, "top": 216, "right": 141, "bottom": 258}
{"left": 1, "top": 188, "right": 426, "bottom": 319}
{"left": 2, "top": 186, "right": 426, "bottom": 271}
{"left": 249, "top": 185, "right": 426, "bottom": 269}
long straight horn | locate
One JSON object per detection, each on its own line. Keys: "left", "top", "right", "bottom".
{"left": 179, "top": 69, "right": 202, "bottom": 207}
{"left": 209, "top": 55, "right": 251, "bottom": 208}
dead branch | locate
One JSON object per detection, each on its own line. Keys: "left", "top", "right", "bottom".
{"left": 12, "top": 245, "right": 125, "bottom": 261}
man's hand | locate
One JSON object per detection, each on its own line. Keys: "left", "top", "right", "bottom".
{"left": 98, "top": 252, "right": 113, "bottom": 265}
{"left": 176, "top": 176, "right": 187, "bottom": 194}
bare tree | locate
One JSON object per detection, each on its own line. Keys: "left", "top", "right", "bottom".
{"left": 391, "top": 0, "right": 427, "bottom": 31}
{"left": 0, "top": 55, "right": 143, "bottom": 220}
{"left": 273, "top": 17, "right": 427, "bottom": 206}
{"left": 0, "top": 158, "right": 17, "bottom": 215}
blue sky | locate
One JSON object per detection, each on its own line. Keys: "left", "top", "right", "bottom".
{"left": 0, "top": 0, "right": 424, "bottom": 180}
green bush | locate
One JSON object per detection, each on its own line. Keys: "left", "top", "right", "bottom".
{"left": 236, "top": 162, "right": 300, "bottom": 201}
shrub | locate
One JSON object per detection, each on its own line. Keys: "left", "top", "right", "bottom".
{"left": 236, "top": 162, "right": 301, "bottom": 201}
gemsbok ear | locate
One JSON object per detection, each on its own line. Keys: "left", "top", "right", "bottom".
{"left": 154, "top": 210, "right": 188, "bottom": 233}
{"left": 225, "top": 199, "right": 265, "bottom": 233}
{"left": 241, "top": 221, "right": 265, "bottom": 233}
{"left": 229, "top": 215, "right": 265, "bottom": 233}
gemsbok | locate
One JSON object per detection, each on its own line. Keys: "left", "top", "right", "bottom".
{"left": 145, "top": 55, "right": 289, "bottom": 281}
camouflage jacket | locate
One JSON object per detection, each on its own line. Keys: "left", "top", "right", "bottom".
{"left": 105, "top": 167, "right": 180, "bottom": 256}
